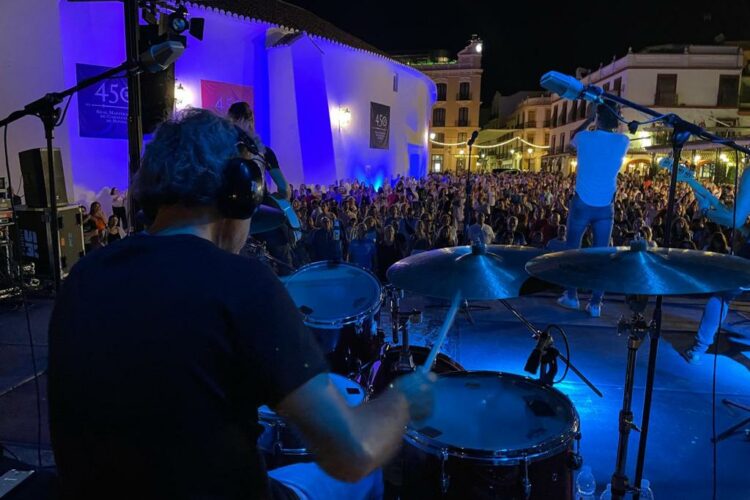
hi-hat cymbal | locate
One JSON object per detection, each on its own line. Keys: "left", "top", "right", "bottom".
{"left": 249, "top": 204, "right": 286, "bottom": 235}
{"left": 387, "top": 245, "right": 543, "bottom": 300}
{"left": 525, "top": 241, "right": 750, "bottom": 295}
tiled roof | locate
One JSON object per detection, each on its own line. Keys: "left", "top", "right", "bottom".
{"left": 190, "top": 0, "right": 385, "bottom": 56}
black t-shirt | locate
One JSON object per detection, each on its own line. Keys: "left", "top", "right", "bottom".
{"left": 48, "top": 233, "right": 328, "bottom": 500}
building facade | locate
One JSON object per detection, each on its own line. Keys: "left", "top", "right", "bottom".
{"left": 544, "top": 44, "right": 748, "bottom": 179}
{"left": 0, "top": 0, "right": 435, "bottom": 206}
{"left": 480, "top": 93, "right": 551, "bottom": 172}
{"left": 393, "top": 36, "right": 483, "bottom": 174}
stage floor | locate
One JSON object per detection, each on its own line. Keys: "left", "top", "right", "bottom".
{"left": 1, "top": 292, "right": 749, "bottom": 499}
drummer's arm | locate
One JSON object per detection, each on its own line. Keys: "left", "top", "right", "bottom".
{"left": 264, "top": 147, "right": 289, "bottom": 199}
{"left": 276, "top": 371, "right": 433, "bottom": 482}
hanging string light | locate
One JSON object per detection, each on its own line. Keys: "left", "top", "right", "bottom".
{"left": 429, "top": 135, "right": 550, "bottom": 149}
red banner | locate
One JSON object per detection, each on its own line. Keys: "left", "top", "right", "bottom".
{"left": 200, "top": 80, "right": 254, "bottom": 116}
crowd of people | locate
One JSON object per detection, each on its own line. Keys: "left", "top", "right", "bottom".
{"left": 251, "top": 169, "right": 743, "bottom": 280}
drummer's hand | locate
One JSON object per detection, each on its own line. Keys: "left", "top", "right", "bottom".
{"left": 391, "top": 370, "right": 437, "bottom": 421}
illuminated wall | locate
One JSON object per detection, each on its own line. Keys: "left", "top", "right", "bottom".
{"left": 0, "top": 1, "right": 434, "bottom": 208}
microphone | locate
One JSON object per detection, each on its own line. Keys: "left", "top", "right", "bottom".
{"left": 540, "top": 71, "right": 604, "bottom": 103}
{"left": 467, "top": 130, "right": 479, "bottom": 146}
{"left": 524, "top": 330, "right": 553, "bottom": 375}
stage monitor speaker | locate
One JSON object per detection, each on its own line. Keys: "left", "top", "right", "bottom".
{"left": 18, "top": 148, "right": 69, "bottom": 208}
{"left": 13, "top": 205, "right": 85, "bottom": 280}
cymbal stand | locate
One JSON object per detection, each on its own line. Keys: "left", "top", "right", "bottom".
{"left": 611, "top": 295, "right": 654, "bottom": 500}
{"left": 386, "top": 285, "right": 420, "bottom": 372}
{"left": 499, "top": 299, "right": 602, "bottom": 397}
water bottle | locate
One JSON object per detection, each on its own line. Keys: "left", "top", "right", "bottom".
{"left": 599, "top": 483, "right": 612, "bottom": 500}
{"left": 640, "top": 479, "right": 655, "bottom": 500}
{"left": 575, "top": 466, "right": 596, "bottom": 500}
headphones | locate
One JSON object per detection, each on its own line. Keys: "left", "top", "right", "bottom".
{"left": 216, "top": 129, "right": 266, "bottom": 219}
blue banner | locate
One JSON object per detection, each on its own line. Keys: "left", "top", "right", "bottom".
{"left": 76, "top": 63, "right": 128, "bottom": 139}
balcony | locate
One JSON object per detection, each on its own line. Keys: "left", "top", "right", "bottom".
{"left": 456, "top": 93, "right": 472, "bottom": 101}
{"left": 543, "top": 120, "right": 552, "bottom": 127}
{"left": 526, "top": 121, "right": 537, "bottom": 128}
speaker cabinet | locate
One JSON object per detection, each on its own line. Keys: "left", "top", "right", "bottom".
{"left": 18, "top": 148, "right": 69, "bottom": 208}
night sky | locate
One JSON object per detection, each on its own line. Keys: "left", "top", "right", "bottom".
{"left": 289, "top": 0, "right": 750, "bottom": 102}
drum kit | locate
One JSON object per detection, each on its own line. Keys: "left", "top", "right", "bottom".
{"left": 254, "top": 231, "right": 750, "bottom": 499}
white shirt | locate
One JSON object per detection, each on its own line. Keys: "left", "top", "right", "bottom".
{"left": 573, "top": 130, "right": 630, "bottom": 207}
{"left": 468, "top": 223, "right": 495, "bottom": 246}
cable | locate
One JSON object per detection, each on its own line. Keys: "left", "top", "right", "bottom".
{"left": 3, "top": 125, "right": 43, "bottom": 468}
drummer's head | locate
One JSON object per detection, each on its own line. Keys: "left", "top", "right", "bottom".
{"left": 134, "top": 108, "right": 255, "bottom": 254}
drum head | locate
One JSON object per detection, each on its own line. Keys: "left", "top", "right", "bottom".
{"left": 284, "top": 261, "right": 382, "bottom": 327}
{"left": 407, "top": 371, "right": 578, "bottom": 463}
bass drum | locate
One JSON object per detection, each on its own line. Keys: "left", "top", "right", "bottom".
{"left": 284, "top": 261, "right": 383, "bottom": 375}
{"left": 257, "top": 374, "right": 366, "bottom": 469}
{"left": 401, "top": 371, "right": 580, "bottom": 500}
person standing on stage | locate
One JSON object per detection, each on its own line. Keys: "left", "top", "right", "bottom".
{"left": 48, "top": 109, "right": 435, "bottom": 500}
{"left": 556, "top": 100, "right": 630, "bottom": 317}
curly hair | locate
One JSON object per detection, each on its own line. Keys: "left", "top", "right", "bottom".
{"left": 133, "top": 108, "right": 239, "bottom": 215}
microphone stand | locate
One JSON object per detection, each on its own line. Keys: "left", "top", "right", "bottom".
{"left": 582, "top": 90, "right": 750, "bottom": 500}
{"left": 0, "top": 61, "right": 145, "bottom": 291}
{"left": 462, "top": 131, "right": 478, "bottom": 244}
{"left": 499, "top": 299, "right": 602, "bottom": 398}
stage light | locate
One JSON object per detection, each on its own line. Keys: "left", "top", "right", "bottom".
{"left": 168, "top": 7, "right": 190, "bottom": 34}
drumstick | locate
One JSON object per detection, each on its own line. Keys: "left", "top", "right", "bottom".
{"left": 422, "top": 291, "right": 462, "bottom": 372}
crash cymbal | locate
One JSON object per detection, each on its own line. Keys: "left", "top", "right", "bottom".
{"left": 249, "top": 204, "right": 286, "bottom": 235}
{"left": 386, "top": 244, "right": 543, "bottom": 300}
{"left": 525, "top": 240, "right": 750, "bottom": 295}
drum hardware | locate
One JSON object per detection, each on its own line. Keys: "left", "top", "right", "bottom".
{"left": 500, "top": 299, "right": 602, "bottom": 398}
{"left": 611, "top": 294, "right": 653, "bottom": 499}
{"left": 522, "top": 455, "right": 531, "bottom": 499}
{"left": 526, "top": 241, "right": 750, "bottom": 500}
{"left": 440, "top": 449, "right": 450, "bottom": 494}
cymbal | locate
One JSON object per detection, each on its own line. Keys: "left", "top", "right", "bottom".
{"left": 249, "top": 204, "right": 286, "bottom": 235}
{"left": 387, "top": 245, "right": 544, "bottom": 300}
{"left": 525, "top": 241, "right": 750, "bottom": 295}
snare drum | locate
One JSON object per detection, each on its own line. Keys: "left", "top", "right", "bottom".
{"left": 401, "top": 371, "right": 580, "bottom": 499}
{"left": 257, "top": 374, "right": 366, "bottom": 469}
{"left": 284, "top": 261, "right": 383, "bottom": 373}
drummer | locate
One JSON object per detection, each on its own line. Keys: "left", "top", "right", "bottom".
{"left": 556, "top": 99, "right": 630, "bottom": 318}
{"left": 47, "top": 108, "right": 436, "bottom": 500}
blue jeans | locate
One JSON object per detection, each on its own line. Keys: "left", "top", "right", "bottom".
{"left": 565, "top": 193, "right": 614, "bottom": 305}
{"left": 695, "top": 291, "right": 738, "bottom": 347}
{"left": 269, "top": 463, "right": 383, "bottom": 500}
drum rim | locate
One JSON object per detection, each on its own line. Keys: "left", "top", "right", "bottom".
{"left": 285, "top": 260, "right": 383, "bottom": 328}
{"left": 404, "top": 371, "right": 580, "bottom": 465}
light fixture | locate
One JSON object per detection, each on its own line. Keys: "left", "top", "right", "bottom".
{"left": 720, "top": 153, "right": 729, "bottom": 162}
{"left": 336, "top": 107, "right": 352, "bottom": 129}
{"left": 510, "top": 148, "right": 515, "bottom": 154}
{"left": 435, "top": 163, "right": 442, "bottom": 172}
{"left": 694, "top": 154, "right": 702, "bottom": 163}
{"left": 430, "top": 132, "right": 436, "bottom": 140}
{"left": 459, "top": 149, "right": 465, "bottom": 155}
{"left": 174, "top": 82, "right": 194, "bottom": 110}
{"left": 527, "top": 148, "right": 533, "bottom": 154}
{"left": 475, "top": 43, "right": 483, "bottom": 54}
{"left": 571, "top": 159, "right": 578, "bottom": 166}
